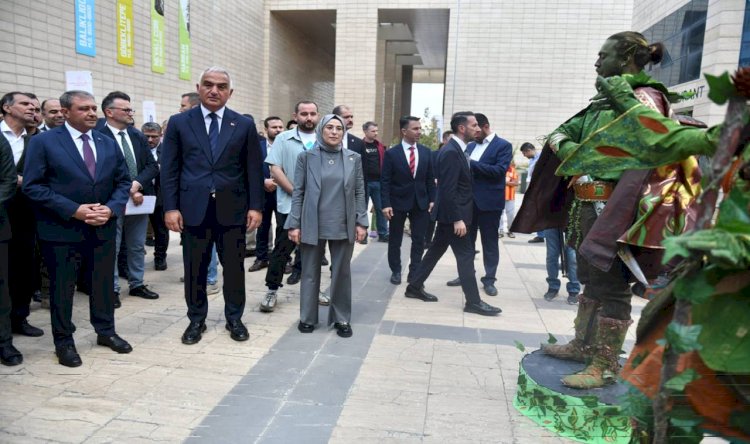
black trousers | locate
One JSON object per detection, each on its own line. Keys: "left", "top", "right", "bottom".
{"left": 388, "top": 206, "right": 428, "bottom": 278}
{"left": 8, "top": 197, "right": 37, "bottom": 324}
{"left": 148, "top": 203, "right": 169, "bottom": 260}
{"left": 577, "top": 202, "right": 632, "bottom": 320}
{"left": 264, "top": 212, "right": 298, "bottom": 290}
{"left": 0, "top": 241, "right": 11, "bottom": 346}
{"left": 468, "top": 206, "right": 502, "bottom": 285}
{"left": 183, "top": 198, "right": 246, "bottom": 323}
{"left": 40, "top": 238, "right": 117, "bottom": 347}
{"left": 255, "top": 192, "right": 277, "bottom": 262}
{"left": 409, "top": 223, "right": 482, "bottom": 305}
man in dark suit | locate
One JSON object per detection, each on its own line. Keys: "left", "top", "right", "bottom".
{"left": 333, "top": 105, "right": 370, "bottom": 244}
{"left": 404, "top": 112, "right": 501, "bottom": 316}
{"left": 161, "top": 66, "right": 264, "bottom": 345}
{"left": 446, "top": 113, "right": 512, "bottom": 296}
{"left": 97, "top": 91, "right": 160, "bottom": 306}
{"left": 141, "top": 122, "right": 169, "bottom": 271}
{"left": 381, "top": 115, "right": 435, "bottom": 285}
{"left": 23, "top": 90, "right": 134, "bottom": 367}
{"left": 0, "top": 135, "right": 23, "bottom": 365}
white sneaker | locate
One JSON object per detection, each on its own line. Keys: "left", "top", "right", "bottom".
{"left": 207, "top": 283, "right": 220, "bottom": 295}
{"left": 260, "top": 290, "right": 277, "bottom": 312}
{"left": 318, "top": 292, "right": 330, "bottom": 306}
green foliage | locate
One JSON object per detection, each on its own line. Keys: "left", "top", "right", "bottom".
{"left": 630, "top": 350, "right": 649, "bottom": 370}
{"left": 715, "top": 186, "right": 750, "bottom": 234}
{"left": 673, "top": 268, "right": 715, "bottom": 305}
{"left": 664, "top": 368, "right": 701, "bottom": 392}
{"left": 706, "top": 72, "right": 738, "bottom": 105}
{"left": 547, "top": 333, "right": 558, "bottom": 345}
{"left": 668, "top": 405, "right": 704, "bottom": 444}
{"left": 662, "top": 322, "right": 703, "bottom": 354}
{"left": 693, "top": 290, "right": 750, "bottom": 373}
{"left": 729, "top": 411, "right": 750, "bottom": 435}
{"left": 619, "top": 383, "right": 653, "bottom": 428}
{"left": 514, "top": 340, "right": 526, "bottom": 353}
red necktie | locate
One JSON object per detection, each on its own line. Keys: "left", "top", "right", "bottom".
{"left": 409, "top": 146, "right": 416, "bottom": 177}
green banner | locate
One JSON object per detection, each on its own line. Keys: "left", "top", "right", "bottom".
{"left": 116, "top": 0, "right": 134, "bottom": 65}
{"left": 178, "top": 0, "right": 191, "bottom": 80}
{"left": 151, "top": 0, "right": 165, "bottom": 73}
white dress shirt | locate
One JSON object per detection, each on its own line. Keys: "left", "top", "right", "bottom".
{"left": 1, "top": 120, "right": 27, "bottom": 165}
{"left": 106, "top": 123, "right": 135, "bottom": 160}
{"left": 65, "top": 121, "right": 97, "bottom": 161}
{"left": 201, "top": 104, "right": 225, "bottom": 135}
{"left": 400, "top": 140, "right": 419, "bottom": 176}
{"left": 451, "top": 134, "right": 468, "bottom": 152}
{"left": 470, "top": 132, "right": 496, "bottom": 161}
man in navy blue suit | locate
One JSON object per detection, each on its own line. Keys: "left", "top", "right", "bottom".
{"left": 23, "top": 90, "right": 134, "bottom": 367}
{"left": 446, "top": 113, "right": 512, "bottom": 296}
{"left": 97, "top": 91, "right": 160, "bottom": 306}
{"left": 161, "top": 66, "right": 264, "bottom": 345}
{"left": 381, "top": 116, "right": 435, "bottom": 285}
{"left": 404, "top": 112, "right": 501, "bottom": 316}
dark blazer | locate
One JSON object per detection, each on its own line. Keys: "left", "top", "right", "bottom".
{"left": 97, "top": 123, "right": 159, "bottom": 196}
{"left": 160, "top": 106, "right": 264, "bottom": 227}
{"left": 259, "top": 137, "right": 276, "bottom": 202}
{"left": 433, "top": 139, "right": 473, "bottom": 225}
{"left": 22, "top": 126, "right": 131, "bottom": 242}
{"left": 380, "top": 143, "right": 435, "bottom": 212}
{"left": 465, "top": 135, "right": 513, "bottom": 211}
{"left": 0, "top": 136, "right": 16, "bottom": 242}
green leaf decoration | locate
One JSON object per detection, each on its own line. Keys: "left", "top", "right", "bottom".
{"left": 729, "top": 411, "right": 750, "bottom": 435}
{"left": 513, "top": 340, "right": 526, "bottom": 353}
{"left": 547, "top": 333, "right": 558, "bottom": 345}
{"left": 706, "top": 72, "right": 738, "bottom": 105}
{"left": 664, "top": 368, "right": 701, "bottom": 392}
{"left": 664, "top": 322, "right": 703, "bottom": 353}
{"left": 580, "top": 395, "right": 599, "bottom": 408}
{"left": 693, "top": 291, "right": 750, "bottom": 372}
{"left": 568, "top": 407, "right": 578, "bottom": 427}
{"left": 661, "top": 236, "right": 693, "bottom": 263}
{"left": 716, "top": 186, "right": 750, "bottom": 234}
{"left": 630, "top": 350, "right": 649, "bottom": 369}
{"left": 674, "top": 269, "right": 715, "bottom": 305}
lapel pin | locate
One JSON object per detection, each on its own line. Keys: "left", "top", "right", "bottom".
{"left": 230, "top": 121, "right": 236, "bottom": 127}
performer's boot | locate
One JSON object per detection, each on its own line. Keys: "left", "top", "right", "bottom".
{"left": 561, "top": 316, "right": 632, "bottom": 389}
{"left": 541, "top": 295, "right": 600, "bottom": 363}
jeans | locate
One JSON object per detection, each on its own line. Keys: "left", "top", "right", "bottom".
{"left": 543, "top": 228, "right": 580, "bottom": 295}
{"left": 114, "top": 214, "right": 148, "bottom": 292}
{"left": 366, "top": 180, "right": 388, "bottom": 237}
{"left": 208, "top": 245, "right": 218, "bottom": 285}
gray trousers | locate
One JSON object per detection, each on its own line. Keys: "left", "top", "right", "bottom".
{"left": 299, "top": 239, "right": 353, "bottom": 326}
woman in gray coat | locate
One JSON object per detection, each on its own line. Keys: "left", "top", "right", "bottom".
{"left": 286, "top": 114, "right": 368, "bottom": 337}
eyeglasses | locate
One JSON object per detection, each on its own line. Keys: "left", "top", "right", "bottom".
{"left": 110, "top": 107, "right": 136, "bottom": 114}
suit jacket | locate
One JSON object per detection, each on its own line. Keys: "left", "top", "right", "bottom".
{"left": 259, "top": 137, "right": 276, "bottom": 203}
{"left": 380, "top": 143, "right": 435, "bottom": 212}
{"left": 433, "top": 139, "right": 473, "bottom": 225}
{"left": 466, "top": 135, "right": 513, "bottom": 211}
{"left": 22, "top": 126, "right": 131, "bottom": 242}
{"left": 97, "top": 123, "right": 159, "bottom": 196}
{"left": 0, "top": 136, "right": 16, "bottom": 242}
{"left": 160, "top": 106, "right": 265, "bottom": 227}
{"left": 285, "top": 147, "right": 368, "bottom": 245}
{"left": 346, "top": 133, "right": 369, "bottom": 200}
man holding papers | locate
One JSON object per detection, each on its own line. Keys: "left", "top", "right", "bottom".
{"left": 97, "top": 91, "right": 160, "bottom": 306}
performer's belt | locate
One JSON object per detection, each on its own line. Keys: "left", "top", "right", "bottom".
{"left": 573, "top": 181, "right": 614, "bottom": 202}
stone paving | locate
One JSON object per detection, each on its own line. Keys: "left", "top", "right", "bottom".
{"left": 0, "top": 198, "right": 654, "bottom": 444}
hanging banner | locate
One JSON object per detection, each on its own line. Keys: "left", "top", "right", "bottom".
{"left": 75, "top": 0, "right": 96, "bottom": 56}
{"left": 178, "top": 0, "right": 191, "bottom": 80}
{"left": 117, "top": 0, "right": 134, "bottom": 65}
{"left": 151, "top": 0, "right": 165, "bottom": 73}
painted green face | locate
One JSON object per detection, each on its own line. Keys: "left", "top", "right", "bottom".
{"left": 595, "top": 39, "right": 623, "bottom": 78}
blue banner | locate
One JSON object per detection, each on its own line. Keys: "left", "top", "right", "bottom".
{"left": 75, "top": 0, "right": 96, "bottom": 56}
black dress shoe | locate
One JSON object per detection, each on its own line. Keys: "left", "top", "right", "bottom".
{"left": 129, "top": 285, "right": 159, "bottom": 299}
{"left": 483, "top": 284, "right": 498, "bottom": 296}
{"left": 446, "top": 277, "right": 461, "bottom": 287}
{"left": 405, "top": 284, "right": 438, "bottom": 302}
{"left": 12, "top": 320, "right": 44, "bottom": 337}
{"left": 114, "top": 292, "right": 122, "bottom": 309}
{"left": 378, "top": 235, "right": 389, "bottom": 243}
{"left": 182, "top": 321, "right": 207, "bottom": 345}
{"left": 33, "top": 290, "right": 42, "bottom": 303}
{"left": 226, "top": 319, "right": 249, "bottom": 342}
{"left": 298, "top": 322, "right": 315, "bottom": 333}
{"left": 464, "top": 301, "right": 502, "bottom": 316}
{"left": 286, "top": 270, "right": 301, "bottom": 285}
{"left": 96, "top": 334, "right": 133, "bottom": 353}
{"left": 334, "top": 322, "right": 353, "bottom": 338}
{"left": 145, "top": 237, "right": 155, "bottom": 247}
{"left": 528, "top": 236, "right": 544, "bottom": 243}
{"left": 154, "top": 258, "right": 167, "bottom": 271}
{"left": 244, "top": 249, "right": 256, "bottom": 258}
{"left": 358, "top": 237, "right": 368, "bottom": 245}
{"left": 390, "top": 272, "right": 402, "bottom": 285}
{"left": 56, "top": 345, "right": 82, "bottom": 367}
{"left": 248, "top": 259, "right": 269, "bottom": 272}
{"left": 321, "top": 256, "right": 329, "bottom": 266}
{"left": 0, "top": 344, "right": 23, "bottom": 366}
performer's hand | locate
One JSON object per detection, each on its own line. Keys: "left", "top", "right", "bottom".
{"left": 356, "top": 225, "right": 367, "bottom": 242}
{"left": 454, "top": 220, "right": 467, "bottom": 237}
{"left": 288, "top": 228, "right": 301, "bottom": 244}
{"left": 382, "top": 207, "right": 393, "bottom": 220}
{"left": 165, "top": 210, "right": 183, "bottom": 233}
{"left": 246, "top": 210, "right": 262, "bottom": 231}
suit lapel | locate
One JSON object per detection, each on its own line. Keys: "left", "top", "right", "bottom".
{"left": 214, "top": 109, "right": 238, "bottom": 162}
{"left": 59, "top": 127, "right": 95, "bottom": 181}
{"left": 92, "top": 131, "right": 109, "bottom": 182}
{"left": 478, "top": 136, "right": 498, "bottom": 162}
{"left": 309, "top": 148, "right": 321, "bottom": 188}
{"left": 393, "top": 144, "right": 411, "bottom": 178}
{"left": 415, "top": 145, "right": 428, "bottom": 178}
{"left": 188, "top": 108, "right": 213, "bottom": 162}
{"left": 343, "top": 148, "right": 355, "bottom": 186}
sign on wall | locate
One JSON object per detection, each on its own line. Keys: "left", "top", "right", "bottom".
{"left": 65, "top": 71, "right": 94, "bottom": 94}
{"left": 151, "top": 0, "right": 165, "bottom": 73}
{"left": 117, "top": 0, "right": 134, "bottom": 65}
{"left": 75, "top": 0, "right": 96, "bottom": 57}
{"left": 178, "top": 0, "right": 191, "bottom": 80}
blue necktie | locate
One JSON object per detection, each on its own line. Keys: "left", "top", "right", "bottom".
{"left": 208, "top": 112, "right": 219, "bottom": 160}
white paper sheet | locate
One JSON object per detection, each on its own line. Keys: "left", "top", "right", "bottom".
{"left": 125, "top": 195, "right": 156, "bottom": 215}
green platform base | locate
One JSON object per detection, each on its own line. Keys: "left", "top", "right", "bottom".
{"left": 514, "top": 350, "right": 632, "bottom": 443}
